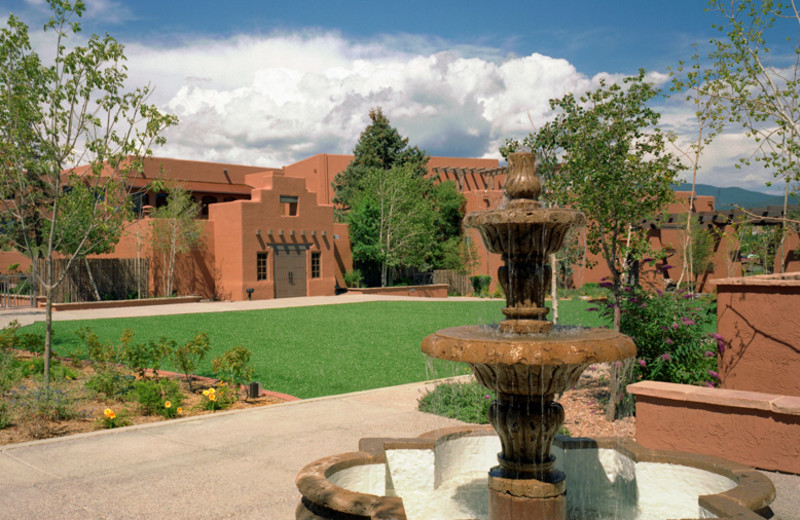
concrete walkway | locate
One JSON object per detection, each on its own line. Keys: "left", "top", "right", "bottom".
{"left": 1, "top": 295, "right": 798, "bottom": 519}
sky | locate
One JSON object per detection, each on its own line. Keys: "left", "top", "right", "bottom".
{"left": 3, "top": 0, "right": 797, "bottom": 194}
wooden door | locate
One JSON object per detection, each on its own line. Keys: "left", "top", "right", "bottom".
{"left": 273, "top": 245, "right": 308, "bottom": 298}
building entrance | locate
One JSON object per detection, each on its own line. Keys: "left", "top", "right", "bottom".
{"left": 272, "top": 244, "right": 309, "bottom": 298}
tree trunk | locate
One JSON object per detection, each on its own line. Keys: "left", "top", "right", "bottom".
{"left": 83, "top": 257, "right": 101, "bottom": 301}
{"left": 43, "top": 260, "right": 54, "bottom": 390}
{"left": 606, "top": 284, "right": 623, "bottom": 420}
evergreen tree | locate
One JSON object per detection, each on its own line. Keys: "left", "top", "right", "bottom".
{"left": 332, "top": 107, "right": 428, "bottom": 213}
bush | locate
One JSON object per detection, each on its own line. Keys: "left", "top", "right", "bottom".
{"left": 85, "top": 369, "right": 135, "bottom": 401}
{"left": 133, "top": 379, "right": 184, "bottom": 417}
{"left": 598, "top": 287, "right": 719, "bottom": 387}
{"left": 172, "top": 332, "right": 210, "bottom": 392}
{"left": 120, "top": 330, "right": 171, "bottom": 379}
{"left": 0, "top": 320, "right": 44, "bottom": 354}
{"left": 20, "top": 357, "right": 78, "bottom": 382}
{"left": 470, "top": 275, "right": 492, "bottom": 296}
{"left": 198, "top": 384, "right": 236, "bottom": 411}
{"left": 212, "top": 346, "right": 255, "bottom": 392}
{"left": 0, "top": 400, "right": 12, "bottom": 429}
{"left": 0, "top": 349, "right": 21, "bottom": 395}
{"left": 343, "top": 269, "right": 363, "bottom": 288}
{"left": 418, "top": 381, "right": 495, "bottom": 424}
{"left": 11, "top": 385, "right": 83, "bottom": 439}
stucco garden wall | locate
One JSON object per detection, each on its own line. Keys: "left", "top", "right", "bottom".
{"left": 715, "top": 273, "right": 800, "bottom": 397}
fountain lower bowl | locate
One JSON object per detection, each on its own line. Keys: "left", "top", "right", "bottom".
{"left": 296, "top": 426, "right": 775, "bottom": 520}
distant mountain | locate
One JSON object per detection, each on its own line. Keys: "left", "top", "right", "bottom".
{"left": 671, "top": 183, "right": 800, "bottom": 210}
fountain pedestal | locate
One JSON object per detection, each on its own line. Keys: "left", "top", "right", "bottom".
{"left": 423, "top": 152, "right": 635, "bottom": 520}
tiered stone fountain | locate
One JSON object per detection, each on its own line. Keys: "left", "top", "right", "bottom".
{"left": 295, "top": 152, "right": 776, "bottom": 520}
{"left": 420, "top": 152, "right": 635, "bottom": 519}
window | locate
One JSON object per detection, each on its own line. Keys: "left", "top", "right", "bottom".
{"left": 257, "top": 252, "right": 268, "bottom": 280}
{"left": 155, "top": 193, "right": 168, "bottom": 208}
{"left": 131, "top": 192, "right": 147, "bottom": 216}
{"left": 280, "top": 195, "right": 298, "bottom": 216}
{"left": 201, "top": 195, "right": 217, "bottom": 217}
{"left": 311, "top": 252, "right": 321, "bottom": 279}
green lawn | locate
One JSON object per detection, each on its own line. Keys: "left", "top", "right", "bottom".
{"left": 23, "top": 298, "right": 609, "bottom": 399}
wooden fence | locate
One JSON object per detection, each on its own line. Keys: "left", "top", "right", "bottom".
{"left": 433, "top": 269, "right": 471, "bottom": 296}
{"left": 36, "top": 258, "right": 149, "bottom": 303}
{"left": 0, "top": 273, "right": 36, "bottom": 308}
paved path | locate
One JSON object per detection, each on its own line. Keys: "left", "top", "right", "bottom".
{"left": 1, "top": 295, "right": 798, "bottom": 519}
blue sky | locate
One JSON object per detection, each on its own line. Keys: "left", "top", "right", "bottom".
{"left": 3, "top": 0, "right": 796, "bottom": 193}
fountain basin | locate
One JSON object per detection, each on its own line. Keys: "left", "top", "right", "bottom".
{"left": 296, "top": 426, "right": 775, "bottom": 520}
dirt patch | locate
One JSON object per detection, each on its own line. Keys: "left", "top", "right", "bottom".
{"left": 0, "top": 351, "right": 291, "bottom": 446}
{"left": 560, "top": 363, "right": 636, "bottom": 439}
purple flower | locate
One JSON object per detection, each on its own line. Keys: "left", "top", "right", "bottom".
{"left": 629, "top": 297, "right": 639, "bottom": 303}
{"left": 704, "top": 382, "right": 716, "bottom": 388}
{"left": 682, "top": 317, "right": 696, "bottom": 326}
{"left": 640, "top": 303, "right": 647, "bottom": 309}
{"left": 710, "top": 333, "right": 724, "bottom": 341}
{"left": 708, "top": 370, "right": 720, "bottom": 380}
{"left": 587, "top": 307, "right": 598, "bottom": 312}
{"left": 642, "top": 257, "right": 654, "bottom": 264}
{"left": 484, "top": 394, "right": 491, "bottom": 400}
{"left": 599, "top": 281, "right": 613, "bottom": 289}
{"left": 672, "top": 323, "right": 680, "bottom": 330}
{"left": 614, "top": 361, "right": 622, "bottom": 368}
{"left": 665, "top": 338, "right": 674, "bottom": 345}
{"left": 718, "top": 342, "right": 726, "bottom": 355}
{"left": 704, "top": 350, "right": 715, "bottom": 358}
{"left": 637, "top": 359, "right": 647, "bottom": 367}
{"left": 661, "top": 353, "right": 672, "bottom": 362}
{"left": 658, "top": 264, "right": 674, "bottom": 271}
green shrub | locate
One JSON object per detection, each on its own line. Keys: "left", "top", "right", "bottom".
{"left": 133, "top": 379, "right": 184, "bottom": 417}
{"left": 85, "top": 369, "right": 135, "bottom": 401}
{"left": 0, "top": 400, "right": 12, "bottom": 429}
{"left": 198, "top": 384, "right": 236, "bottom": 411}
{"left": 120, "top": 330, "right": 171, "bottom": 379}
{"left": 418, "top": 381, "right": 495, "bottom": 424}
{"left": 11, "top": 385, "right": 83, "bottom": 439}
{"left": 0, "top": 320, "right": 44, "bottom": 354}
{"left": 0, "top": 349, "right": 21, "bottom": 395}
{"left": 212, "top": 346, "right": 255, "bottom": 392}
{"left": 470, "top": 275, "right": 492, "bottom": 296}
{"left": 343, "top": 269, "right": 363, "bottom": 288}
{"left": 597, "top": 287, "right": 718, "bottom": 386}
{"left": 172, "top": 332, "right": 210, "bottom": 392}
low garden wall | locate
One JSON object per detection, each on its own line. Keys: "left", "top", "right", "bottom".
{"left": 714, "top": 273, "right": 800, "bottom": 397}
{"left": 629, "top": 381, "right": 800, "bottom": 474}
{"left": 40, "top": 295, "right": 203, "bottom": 311}
{"left": 346, "top": 284, "right": 448, "bottom": 298}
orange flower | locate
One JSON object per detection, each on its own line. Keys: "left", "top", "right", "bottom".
{"left": 164, "top": 401, "right": 172, "bottom": 408}
{"left": 177, "top": 407, "right": 183, "bottom": 414}
{"left": 104, "top": 408, "right": 116, "bottom": 420}
{"left": 208, "top": 393, "right": 216, "bottom": 402}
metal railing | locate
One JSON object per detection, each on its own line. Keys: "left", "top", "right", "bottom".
{"left": 0, "top": 273, "right": 36, "bottom": 309}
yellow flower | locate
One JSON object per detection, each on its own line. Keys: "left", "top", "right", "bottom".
{"left": 164, "top": 401, "right": 172, "bottom": 408}
{"left": 208, "top": 393, "right": 216, "bottom": 402}
{"left": 177, "top": 407, "right": 182, "bottom": 414}
{"left": 104, "top": 408, "right": 116, "bottom": 420}
{"left": 202, "top": 388, "right": 211, "bottom": 396}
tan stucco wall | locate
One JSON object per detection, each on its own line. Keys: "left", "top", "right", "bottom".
{"left": 630, "top": 381, "right": 800, "bottom": 474}
{"left": 715, "top": 273, "right": 800, "bottom": 397}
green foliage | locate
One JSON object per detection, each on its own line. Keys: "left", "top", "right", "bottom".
{"left": 598, "top": 287, "right": 719, "bottom": 386}
{"left": 0, "top": 349, "right": 21, "bottom": 395}
{"left": 0, "top": 1, "right": 177, "bottom": 389}
{"left": 705, "top": 0, "right": 800, "bottom": 191}
{"left": 20, "top": 356, "right": 78, "bottom": 382}
{"left": 119, "top": 330, "right": 171, "bottom": 379}
{"left": 0, "top": 400, "right": 11, "bottom": 429}
{"left": 509, "top": 70, "right": 681, "bottom": 332}
{"left": 332, "top": 107, "right": 429, "bottom": 212}
{"left": 133, "top": 379, "right": 184, "bottom": 417}
{"left": 418, "top": 381, "right": 495, "bottom": 424}
{"left": 198, "top": 384, "right": 236, "bottom": 411}
{"left": 149, "top": 185, "right": 203, "bottom": 297}
{"left": 347, "top": 164, "right": 439, "bottom": 286}
{"left": 100, "top": 407, "right": 129, "bottom": 429}
{"left": 84, "top": 370, "right": 135, "bottom": 401}
{"left": 172, "top": 332, "right": 210, "bottom": 392}
{"left": 212, "top": 346, "right": 255, "bottom": 391}
{"left": 0, "top": 319, "right": 44, "bottom": 354}
{"left": 11, "top": 384, "right": 82, "bottom": 438}
{"left": 76, "top": 328, "right": 133, "bottom": 400}
{"left": 470, "top": 275, "right": 492, "bottom": 296}
{"left": 343, "top": 269, "right": 363, "bottom": 288}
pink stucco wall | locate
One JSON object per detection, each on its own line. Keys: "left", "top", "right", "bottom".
{"left": 715, "top": 273, "right": 800, "bottom": 397}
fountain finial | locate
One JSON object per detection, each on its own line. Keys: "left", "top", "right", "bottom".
{"left": 504, "top": 152, "right": 541, "bottom": 201}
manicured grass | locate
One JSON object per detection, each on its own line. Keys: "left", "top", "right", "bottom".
{"left": 22, "top": 298, "right": 610, "bottom": 399}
